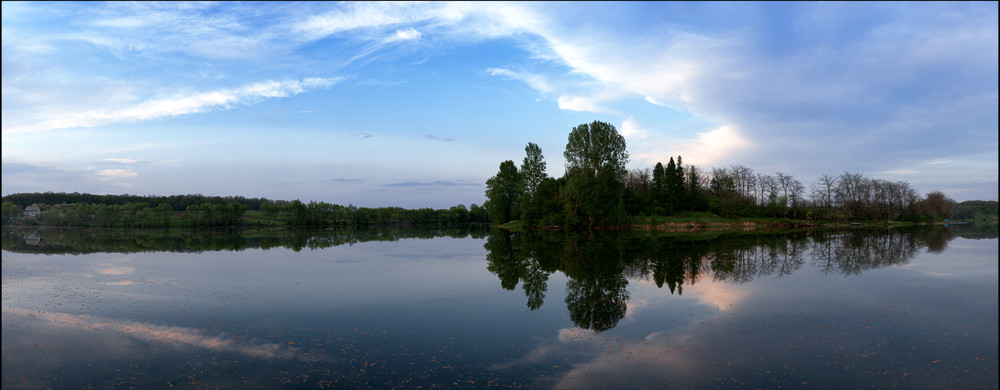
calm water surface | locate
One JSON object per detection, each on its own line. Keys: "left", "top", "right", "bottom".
{"left": 2, "top": 226, "right": 997, "bottom": 389}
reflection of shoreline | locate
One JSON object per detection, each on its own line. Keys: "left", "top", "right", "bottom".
{"left": 531, "top": 237, "right": 998, "bottom": 388}
{"left": 1, "top": 225, "right": 490, "bottom": 254}
{"left": 486, "top": 226, "right": 962, "bottom": 332}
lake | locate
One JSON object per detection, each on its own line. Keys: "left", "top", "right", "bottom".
{"left": 2, "top": 225, "right": 997, "bottom": 389}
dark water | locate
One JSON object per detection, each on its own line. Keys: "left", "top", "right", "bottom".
{"left": 2, "top": 226, "right": 997, "bottom": 389}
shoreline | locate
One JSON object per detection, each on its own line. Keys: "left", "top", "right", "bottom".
{"left": 496, "top": 218, "right": 969, "bottom": 233}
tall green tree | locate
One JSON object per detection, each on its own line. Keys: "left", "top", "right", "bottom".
{"left": 664, "top": 157, "right": 679, "bottom": 214}
{"left": 563, "top": 121, "right": 629, "bottom": 180}
{"left": 484, "top": 160, "right": 523, "bottom": 224}
{"left": 651, "top": 162, "right": 666, "bottom": 213}
{"left": 686, "top": 165, "right": 707, "bottom": 211}
{"left": 519, "top": 142, "right": 548, "bottom": 223}
{"left": 562, "top": 121, "right": 630, "bottom": 228}
{"left": 672, "top": 156, "right": 686, "bottom": 210}
{"left": 520, "top": 142, "right": 547, "bottom": 197}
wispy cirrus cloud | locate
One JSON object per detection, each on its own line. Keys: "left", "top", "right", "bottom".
{"left": 487, "top": 68, "right": 554, "bottom": 94}
{"left": 293, "top": 2, "right": 415, "bottom": 40}
{"left": 3, "top": 2, "right": 995, "bottom": 203}
{"left": 3, "top": 77, "right": 343, "bottom": 135}
{"left": 290, "top": 2, "right": 535, "bottom": 42}
{"left": 84, "top": 2, "right": 281, "bottom": 61}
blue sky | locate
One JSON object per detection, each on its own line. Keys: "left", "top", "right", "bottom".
{"left": 2, "top": 2, "right": 997, "bottom": 208}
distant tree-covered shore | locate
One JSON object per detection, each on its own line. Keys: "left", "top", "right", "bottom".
{"left": 2, "top": 192, "right": 489, "bottom": 228}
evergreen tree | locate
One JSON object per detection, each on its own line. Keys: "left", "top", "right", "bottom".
{"left": 664, "top": 157, "right": 679, "bottom": 215}
{"left": 652, "top": 162, "right": 666, "bottom": 213}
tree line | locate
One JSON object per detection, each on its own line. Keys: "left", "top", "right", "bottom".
{"left": 260, "top": 200, "right": 488, "bottom": 227}
{"left": 2, "top": 192, "right": 272, "bottom": 211}
{"left": 2, "top": 194, "right": 489, "bottom": 227}
{"left": 485, "top": 120, "right": 993, "bottom": 228}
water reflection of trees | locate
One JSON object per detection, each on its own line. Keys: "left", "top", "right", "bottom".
{"left": 1, "top": 225, "right": 489, "bottom": 254}
{"left": 485, "top": 225, "right": 963, "bottom": 332}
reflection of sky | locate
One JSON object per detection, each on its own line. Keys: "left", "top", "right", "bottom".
{"left": 2, "top": 237, "right": 572, "bottom": 388}
{"left": 3, "top": 306, "right": 306, "bottom": 360}
{"left": 648, "top": 276, "right": 750, "bottom": 311}
{"left": 540, "top": 237, "right": 999, "bottom": 389}
{"left": 2, "top": 236, "right": 997, "bottom": 388}
{"left": 3, "top": 238, "right": 501, "bottom": 317}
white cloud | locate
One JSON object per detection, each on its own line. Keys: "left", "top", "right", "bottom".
{"left": 474, "top": 3, "right": 995, "bottom": 199}
{"left": 3, "top": 2, "right": 995, "bottom": 201}
{"left": 104, "top": 158, "right": 139, "bottom": 164}
{"left": 628, "top": 123, "right": 752, "bottom": 169}
{"left": 387, "top": 27, "right": 421, "bottom": 43}
{"left": 2, "top": 77, "right": 343, "bottom": 134}
{"left": 487, "top": 68, "right": 554, "bottom": 94}
{"left": 556, "top": 94, "right": 619, "bottom": 114}
{"left": 294, "top": 2, "right": 424, "bottom": 40}
{"left": 679, "top": 125, "right": 752, "bottom": 166}
{"left": 98, "top": 169, "right": 138, "bottom": 179}
{"left": 619, "top": 116, "right": 647, "bottom": 139}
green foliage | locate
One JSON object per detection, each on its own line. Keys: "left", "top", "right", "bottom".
{"left": 519, "top": 143, "right": 549, "bottom": 224}
{"left": 952, "top": 200, "right": 998, "bottom": 221}
{"left": 484, "top": 160, "right": 523, "bottom": 224}
{"left": 1, "top": 192, "right": 272, "bottom": 211}
{"left": 663, "top": 157, "right": 680, "bottom": 214}
{"left": 520, "top": 142, "right": 547, "bottom": 197}
{"left": 901, "top": 191, "right": 955, "bottom": 222}
{"left": 562, "top": 121, "right": 630, "bottom": 228}
{"left": 564, "top": 121, "right": 629, "bottom": 181}
{"left": 482, "top": 119, "right": 984, "bottom": 228}
{"left": 652, "top": 162, "right": 665, "bottom": 204}
{"left": 2, "top": 193, "right": 486, "bottom": 228}
{"left": 562, "top": 168, "right": 627, "bottom": 228}
{"left": 686, "top": 165, "right": 708, "bottom": 211}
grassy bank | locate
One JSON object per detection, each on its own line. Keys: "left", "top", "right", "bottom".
{"left": 497, "top": 211, "right": 934, "bottom": 232}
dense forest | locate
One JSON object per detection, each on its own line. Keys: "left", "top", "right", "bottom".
{"left": 1, "top": 193, "right": 489, "bottom": 228}
{"left": 485, "top": 120, "right": 998, "bottom": 229}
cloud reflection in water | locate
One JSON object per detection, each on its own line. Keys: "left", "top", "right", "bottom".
{"left": 3, "top": 306, "right": 311, "bottom": 362}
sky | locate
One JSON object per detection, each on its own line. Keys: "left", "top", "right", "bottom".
{"left": 2, "top": 1, "right": 997, "bottom": 208}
